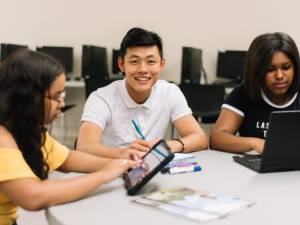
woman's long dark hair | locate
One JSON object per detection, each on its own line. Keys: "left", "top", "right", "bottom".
{"left": 0, "top": 49, "right": 64, "bottom": 180}
{"left": 244, "top": 32, "right": 300, "bottom": 103}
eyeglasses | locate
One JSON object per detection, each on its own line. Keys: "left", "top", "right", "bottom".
{"left": 45, "top": 90, "right": 66, "bottom": 104}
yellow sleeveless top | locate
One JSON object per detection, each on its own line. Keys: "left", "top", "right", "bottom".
{"left": 0, "top": 132, "right": 69, "bottom": 225}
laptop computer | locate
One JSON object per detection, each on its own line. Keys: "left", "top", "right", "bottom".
{"left": 233, "top": 111, "right": 300, "bottom": 173}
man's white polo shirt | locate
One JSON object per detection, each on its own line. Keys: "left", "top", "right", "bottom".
{"left": 81, "top": 78, "right": 192, "bottom": 148}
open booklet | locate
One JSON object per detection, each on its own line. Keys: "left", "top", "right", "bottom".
{"left": 132, "top": 186, "right": 255, "bottom": 222}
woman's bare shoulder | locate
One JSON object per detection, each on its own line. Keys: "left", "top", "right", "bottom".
{"left": 0, "top": 126, "right": 19, "bottom": 149}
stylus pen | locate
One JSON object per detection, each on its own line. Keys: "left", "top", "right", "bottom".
{"left": 132, "top": 120, "right": 166, "bottom": 158}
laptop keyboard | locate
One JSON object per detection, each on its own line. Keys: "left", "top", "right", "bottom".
{"left": 248, "top": 159, "right": 261, "bottom": 165}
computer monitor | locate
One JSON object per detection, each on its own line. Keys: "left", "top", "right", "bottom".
{"left": 181, "top": 47, "right": 202, "bottom": 85}
{"left": 36, "top": 46, "right": 73, "bottom": 73}
{"left": 216, "top": 50, "right": 247, "bottom": 83}
{"left": 82, "top": 45, "right": 109, "bottom": 80}
{"left": 112, "top": 48, "right": 125, "bottom": 75}
{"left": 1, "top": 43, "right": 28, "bottom": 63}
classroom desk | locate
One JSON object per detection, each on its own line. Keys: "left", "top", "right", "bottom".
{"left": 46, "top": 150, "right": 300, "bottom": 225}
{"left": 65, "top": 79, "right": 85, "bottom": 88}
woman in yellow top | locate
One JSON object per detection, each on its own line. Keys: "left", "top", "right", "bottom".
{"left": 0, "top": 49, "right": 150, "bottom": 225}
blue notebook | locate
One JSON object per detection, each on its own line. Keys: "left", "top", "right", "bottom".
{"left": 170, "top": 153, "right": 195, "bottom": 163}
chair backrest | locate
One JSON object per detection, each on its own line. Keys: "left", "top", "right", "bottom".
{"left": 61, "top": 104, "right": 77, "bottom": 113}
{"left": 85, "top": 78, "right": 122, "bottom": 99}
{"left": 74, "top": 137, "right": 77, "bottom": 150}
{"left": 179, "top": 84, "right": 225, "bottom": 118}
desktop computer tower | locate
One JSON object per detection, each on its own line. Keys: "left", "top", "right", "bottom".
{"left": 82, "top": 45, "right": 109, "bottom": 80}
{"left": 181, "top": 47, "right": 202, "bottom": 84}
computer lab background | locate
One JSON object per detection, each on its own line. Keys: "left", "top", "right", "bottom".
{"left": 0, "top": 0, "right": 298, "bottom": 144}
{"left": 1, "top": 0, "right": 299, "bottom": 149}
{"left": 1, "top": 0, "right": 299, "bottom": 224}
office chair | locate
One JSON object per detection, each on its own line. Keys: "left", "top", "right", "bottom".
{"left": 74, "top": 137, "right": 78, "bottom": 150}
{"left": 59, "top": 104, "right": 79, "bottom": 144}
{"left": 177, "top": 84, "right": 225, "bottom": 139}
{"left": 179, "top": 84, "right": 225, "bottom": 119}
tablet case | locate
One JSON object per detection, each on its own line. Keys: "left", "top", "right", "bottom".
{"left": 123, "top": 140, "right": 174, "bottom": 195}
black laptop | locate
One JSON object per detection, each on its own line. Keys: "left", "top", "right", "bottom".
{"left": 233, "top": 111, "right": 300, "bottom": 173}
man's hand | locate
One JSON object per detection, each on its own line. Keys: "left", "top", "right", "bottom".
{"left": 121, "top": 149, "right": 147, "bottom": 161}
{"left": 126, "top": 139, "right": 153, "bottom": 153}
{"left": 150, "top": 139, "right": 160, "bottom": 146}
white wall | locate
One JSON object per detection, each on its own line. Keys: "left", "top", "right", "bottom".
{"left": 2, "top": 0, "right": 300, "bottom": 83}
{"left": 2, "top": 0, "right": 300, "bottom": 146}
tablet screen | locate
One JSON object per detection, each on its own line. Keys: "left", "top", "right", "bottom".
{"left": 126, "top": 140, "right": 172, "bottom": 189}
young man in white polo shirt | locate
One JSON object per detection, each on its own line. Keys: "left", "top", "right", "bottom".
{"left": 77, "top": 28, "right": 208, "bottom": 158}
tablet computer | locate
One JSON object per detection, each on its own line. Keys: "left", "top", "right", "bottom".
{"left": 123, "top": 140, "right": 174, "bottom": 195}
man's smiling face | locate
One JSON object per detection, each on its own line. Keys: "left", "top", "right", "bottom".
{"left": 118, "top": 45, "right": 165, "bottom": 104}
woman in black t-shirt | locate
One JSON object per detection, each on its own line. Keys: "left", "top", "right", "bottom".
{"left": 210, "top": 32, "right": 300, "bottom": 154}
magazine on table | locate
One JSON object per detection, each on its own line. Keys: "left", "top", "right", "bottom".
{"left": 132, "top": 186, "right": 255, "bottom": 222}
{"left": 132, "top": 198, "right": 219, "bottom": 222}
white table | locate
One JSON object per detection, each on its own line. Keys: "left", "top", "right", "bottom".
{"left": 65, "top": 78, "right": 85, "bottom": 88}
{"left": 46, "top": 150, "right": 300, "bottom": 225}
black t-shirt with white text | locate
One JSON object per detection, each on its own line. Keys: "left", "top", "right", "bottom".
{"left": 223, "top": 83, "right": 299, "bottom": 139}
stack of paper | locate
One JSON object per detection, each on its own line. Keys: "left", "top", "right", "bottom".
{"left": 132, "top": 186, "right": 255, "bottom": 223}
{"left": 170, "top": 153, "right": 195, "bottom": 163}
{"left": 161, "top": 153, "right": 198, "bottom": 175}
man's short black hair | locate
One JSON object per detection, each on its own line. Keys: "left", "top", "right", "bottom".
{"left": 120, "top": 27, "right": 163, "bottom": 61}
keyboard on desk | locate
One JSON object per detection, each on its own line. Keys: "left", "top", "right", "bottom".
{"left": 248, "top": 159, "right": 261, "bottom": 165}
